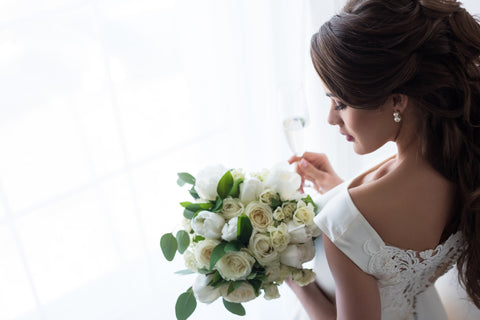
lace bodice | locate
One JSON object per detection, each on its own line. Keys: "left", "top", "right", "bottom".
{"left": 313, "top": 182, "right": 464, "bottom": 320}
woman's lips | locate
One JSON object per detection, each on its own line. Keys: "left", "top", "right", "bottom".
{"left": 340, "top": 131, "right": 354, "bottom": 142}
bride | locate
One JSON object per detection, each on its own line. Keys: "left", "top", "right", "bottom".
{"left": 287, "top": 0, "right": 480, "bottom": 319}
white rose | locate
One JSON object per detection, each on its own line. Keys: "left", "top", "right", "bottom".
{"left": 221, "top": 281, "right": 257, "bottom": 303}
{"left": 265, "top": 263, "right": 281, "bottom": 282}
{"left": 259, "top": 189, "right": 279, "bottom": 207}
{"left": 239, "top": 178, "right": 264, "bottom": 204}
{"left": 216, "top": 249, "right": 256, "bottom": 281}
{"left": 194, "top": 165, "right": 228, "bottom": 201}
{"left": 221, "top": 197, "right": 244, "bottom": 219}
{"left": 280, "top": 240, "right": 315, "bottom": 268}
{"left": 245, "top": 201, "right": 273, "bottom": 231}
{"left": 249, "top": 231, "right": 279, "bottom": 265}
{"left": 221, "top": 217, "right": 238, "bottom": 242}
{"left": 292, "top": 268, "right": 316, "bottom": 286}
{"left": 191, "top": 211, "right": 225, "bottom": 239}
{"left": 273, "top": 207, "right": 285, "bottom": 221}
{"left": 194, "top": 239, "right": 221, "bottom": 269}
{"left": 267, "top": 223, "right": 291, "bottom": 252}
{"left": 282, "top": 201, "right": 297, "bottom": 219}
{"left": 293, "top": 200, "right": 315, "bottom": 226}
{"left": 286, "top": 220, "right": 312, "bottom": 244}
{"left": 263, "top": 284, "right": 280, "bottom": 300}
{"left": 184, "top": 250, "right": 198, "bottom": 272}
{"left": 192, "top": 274, "right": 222, "bottom": 304}
{"left": 263, "top": 162, "right": 301, "bottom": 201}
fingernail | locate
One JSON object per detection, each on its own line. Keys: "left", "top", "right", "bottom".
{"left": 300, "top": 159, "right": 308, "bottom": 168}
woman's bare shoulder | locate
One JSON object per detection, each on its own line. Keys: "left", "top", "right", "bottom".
{"left": 348, "top": 161, "right": 455, "bottom": 251}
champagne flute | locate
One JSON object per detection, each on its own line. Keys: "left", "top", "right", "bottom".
{"left": 278, "top": 85, "right": 310, "bottom": 156}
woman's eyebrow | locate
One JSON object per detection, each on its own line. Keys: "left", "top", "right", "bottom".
{"left": 325, "top": 93, "right": 335, "bottom": 98}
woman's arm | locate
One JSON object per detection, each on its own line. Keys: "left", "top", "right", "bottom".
{"left": 286, "top": 278, "right": 336, "bottom": 320}
{"left": 323, "top": 234, "right": 381, "bottom": 320}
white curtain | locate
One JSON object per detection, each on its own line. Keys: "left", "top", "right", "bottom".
{"left": 1, "top": 0, "right": 479, "bottom": 319}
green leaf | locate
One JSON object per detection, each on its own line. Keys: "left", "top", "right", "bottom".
{"left": 225, "top": 240, "right": 243, "bottom": 252}
{"left": 227, "top": 280, "right": 244, "bottom": 295}
{"left": 209, "top": 242, "right": 227, "bottom": 270}
{"left": 175, "top": 287, "right": 197, "bottom": 320}
{"left": 177, "top": 172, "right": 196, "bottom": 186}
{"left": 248, "top": 279, "right": 262, "bottom": 296}
{"left": 228, "top": 178, "right": 244, "bottom": 198}
{"left": 160, "top": 233, "right": 177, "bottom": 261}
{"left": 237, "top": 215, "right": 253, "bottom": 246}
{"left": 217, "top": 171, "right": 234, "bottom": 199}
{"left": 197, "top": 268, "right": 209, "bottom": 274}
{"left": 222, "top": 299, "right": 246, "bottom": 316}
{"left": 301, "top": 195, "right": 319, "bottom": 214}
{"left": 183, "top": 203, "right": 213, "bottom": 219}
{"left": 175, "top": 269, "right": 195, "bottom": 275}
{"left": 176, "top": 230, "right": 190, "bottom": 254}
{"left": 192, "top": 235, "right": 205, "bottom": 243}
{"left": 270, "top": 193, "right": 283, "bottom": 209}
{"left": 180, "top": 201, "right": 193, "bottom": 208}
{"left": 212, "top": 196, "right": 223, "bottom": 213}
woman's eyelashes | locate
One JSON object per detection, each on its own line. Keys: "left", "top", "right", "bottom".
{"left": 334, "top": 101, "right": 347, "bottom": 110}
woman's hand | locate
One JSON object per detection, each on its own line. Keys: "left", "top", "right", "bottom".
{"left": 289, "top": 152, "right": 343, "bottom": 194}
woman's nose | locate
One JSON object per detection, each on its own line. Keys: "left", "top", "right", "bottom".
{"left": 327, "top": 105, "right": 340, "bottom": 126}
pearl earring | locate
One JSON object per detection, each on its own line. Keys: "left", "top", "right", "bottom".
{"left": 393, "top": 111, "right": 402, "bottom": 123}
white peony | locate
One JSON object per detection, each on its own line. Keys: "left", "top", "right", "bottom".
{"left": 192, "top": 274, "right": 222, "bottom": 304}
{"left": 194, "top": 165, "right": 228, "bottom": 201}
{"left": 263, "top": 162, "right": 301, "bottom": 201}
{"left": 216, "top": 249, "right": 256, "bottom": 281}
{"left": 239, "top": 178, "right": 264, "bottom": 204}
{"left": 280, "top": 240, "right": 315, "bottom": 268}
{"left": 191, "top": 211, "right": 225, "bottom": 239}
{"left": 221, "top": 281, "right": 257, "bottom": 303}
{"left": 194, "top": 239, "right": 221, "bottom": 269}
{"left": 286, "top": 220, "right": 313, "bottom": 244}
{"left": 221, "top": 217, "right": 238, "bottom": 242}
{"left": 221, "top": 197, "right": 244, "bottom": 219}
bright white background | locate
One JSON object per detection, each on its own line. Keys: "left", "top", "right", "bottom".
{"left": 1, "top": 0, "right": 479, "bottom": 319}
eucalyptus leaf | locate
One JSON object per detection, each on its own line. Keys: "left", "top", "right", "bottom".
{"left": 189, "top": 187, "right": 200, "bottom": 200}
{"left": 176, "top": 230, "right": 190, "bottom": 254}
{"left": 160, "top": 233, "right": 177, "bottom": 261}
{"left": 209, "top": 242, "right": 227, "bottom": 270}
{"left": 175, "top": 269, "right": 195, "bottom": 275}
{"left": 177, "top": 172, "right": 196, "bottom": 186}
{"left": 217, "top": 171, "right": 234, "bottom": 199}
{"left": 222, "top": 299, "right": 246, "bottom": 316}
{"left": 237, "top": 215, "right": 253, "bottom": 245}
{"left": 175, "top": 287, "right": 197, "bottom": 320}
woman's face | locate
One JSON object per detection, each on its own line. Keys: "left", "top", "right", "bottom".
{"left": 324, "top": 91, "right": 399, "bottom": 155}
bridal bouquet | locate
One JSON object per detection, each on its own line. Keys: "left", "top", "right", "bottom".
{"left": 160, "top": 163, "right": 321, "bottom": 320}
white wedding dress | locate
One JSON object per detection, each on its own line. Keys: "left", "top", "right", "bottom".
{"left": 292, "top": 181, "right": 464, "bottom": 320}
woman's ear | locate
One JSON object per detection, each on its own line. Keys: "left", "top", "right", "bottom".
{"left": 391, "top": 94, "right": 408, "bottom": 113}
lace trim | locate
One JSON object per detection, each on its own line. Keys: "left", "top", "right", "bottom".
{"left": 363, "top": 232, "right": 464, "bottom": 319}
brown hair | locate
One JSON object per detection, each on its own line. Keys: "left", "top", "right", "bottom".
{"left": 311, "top": 0, "right": 480, "bottom": 307}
